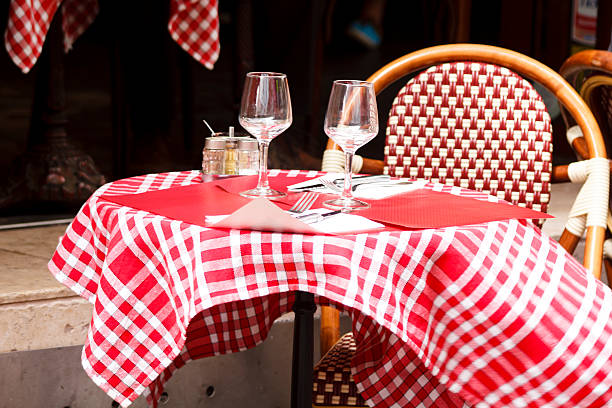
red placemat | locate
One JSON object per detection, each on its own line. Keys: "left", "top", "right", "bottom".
{"left": 99, "top": 174, "right": 319, "bottom": 228}
{"left": 360, "top": 189, "right": 551, "bottom": 228}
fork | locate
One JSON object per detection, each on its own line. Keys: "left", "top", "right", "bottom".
{"left": 320, "top": 177, "right": 377, "bottom": 193}
{"left": 287, "top": 191, "right": 318, "bottom": 214}
{"left": 320, "top": 178, "right": 344, "bottom": 193}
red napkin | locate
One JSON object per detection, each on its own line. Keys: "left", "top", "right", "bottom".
{"left": 360, "top": 189, "right": 552, "bottom": 229}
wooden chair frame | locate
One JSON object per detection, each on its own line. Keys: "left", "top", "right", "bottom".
{"left": 321, "top": 43, "right": 608, "bottom": 356}
{"left": 559, "top": 50, "right": 612, "bottom": 160}
{"left": 559, "top": 49, "right": 612, "bottom": 284}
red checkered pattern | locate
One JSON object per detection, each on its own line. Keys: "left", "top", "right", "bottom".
{"left": 168, "top": 0, "right": 220, "bottom": 70}
{"left": 49, "top": 170, "right": 612, "bottom": 407}
{"left": 4, "top": 0, "right": 220, "bottom": 73}
{"left": 62, "top": 0, "right": 98, "bottom": 51}
{"left": 384, "top": 62, "right": 552, "bottom": 214}
{"left": 347, "top": 313, "right": 467, "bottom": 408}
{"left": 4, "top": 0, "right": 61, "bottom": 73}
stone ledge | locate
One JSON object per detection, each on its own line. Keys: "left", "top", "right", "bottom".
{"left": 0, "top": 224, "right": 73, "bottom": 305}
{"left": 0, "top": 296, "right": 92, "bottom": 353}
{"left": 0, "top": 224, "right": 94, "bottom": 353}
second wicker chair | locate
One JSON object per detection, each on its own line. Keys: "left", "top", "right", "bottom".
{"left": 315, "top": 43, "right": 609, "bottom": 407}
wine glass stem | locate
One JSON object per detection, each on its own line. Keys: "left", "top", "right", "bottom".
{"left": 342, "top": 151, "right": 354, "bottom": 201}
{"left": 257, "top": 140, "right": 271, "bottom": 190}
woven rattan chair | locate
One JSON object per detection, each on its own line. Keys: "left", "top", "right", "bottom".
{"left": 314, "top": 44, "right": 609, "bottom": 407}
{"left": 560, "top": 49, "right": 612, "bottom": 285}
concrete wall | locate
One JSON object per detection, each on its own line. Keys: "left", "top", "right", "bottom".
{"left": 0, "top": 313, "right": 352, "bottom": 408}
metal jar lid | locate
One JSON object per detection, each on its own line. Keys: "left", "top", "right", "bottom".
{"left": 237, "top": 138, "right": 258, "bottom": 151}
{"left": 204, "top": 137, "right": 228, "bottom": 149}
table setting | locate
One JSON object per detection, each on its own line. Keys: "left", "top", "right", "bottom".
{"left": 46, "top": 71, "right": 612, "bottom": 408}
{"left": 100, "top": 170, "right": 552, "bottom": 235}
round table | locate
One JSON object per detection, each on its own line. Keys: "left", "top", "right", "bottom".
{"left": 49, "top": 169, "right": 612, "bottom": 407}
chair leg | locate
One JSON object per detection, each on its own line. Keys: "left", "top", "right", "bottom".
{"left": 320, "top": 305, "right": 340, "bottom": 357}
{"left": 604, "top": 258, "right": 612, "bottom": 287}
{"left": 559, "top": 229, "right": 581, "bottom": 255}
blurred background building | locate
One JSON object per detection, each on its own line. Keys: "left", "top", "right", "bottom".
{"left": 0, "top": 0, "right": 611, "bottom": 222}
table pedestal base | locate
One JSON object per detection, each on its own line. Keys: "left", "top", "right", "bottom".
{"left": 291, "top": 291, "right": 316, "bottom": 408}
{"left": 0, "top": 5, "right": 105, "bottom": 213}
{"left": 0, "top": 142, "right": 105, "bottom": 211}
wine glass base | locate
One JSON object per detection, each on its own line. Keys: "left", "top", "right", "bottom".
{"left": 323, "top": 197, "right": 370, "bottom": 210}
{"left": 240, "top": 187, "right": 286, "bottom": 199}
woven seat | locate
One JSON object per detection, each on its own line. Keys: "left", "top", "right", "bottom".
{"left": 313, "top": 333, "right": 365, "bottom": 407}
{"left": 316, "top": 44, "right": 609, "bottom": 407}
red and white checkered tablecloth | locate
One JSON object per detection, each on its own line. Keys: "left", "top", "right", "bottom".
{"left": 48, "top": 170, "right": 612, "bottom": 407}
{"left": 4, "top": 0, "right": 219, "bottom": 73}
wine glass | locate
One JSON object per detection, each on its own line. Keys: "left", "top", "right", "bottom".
{"left": 238, "top": 72, "right": 292, "bottom": 198}
{"left": 323, "top": 80, "right": 378, "bottom": 210}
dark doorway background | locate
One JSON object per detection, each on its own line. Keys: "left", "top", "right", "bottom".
{"left": 0, "top": 0, "right": 608, "bottom": 219}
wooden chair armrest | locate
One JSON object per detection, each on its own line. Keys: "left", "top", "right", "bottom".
{"left": 324, "top": 139, "right": 385, "bottom": 175}
{"left": 572, "top": 136, "right": 590, "bottom": 160}
{"left": 361, "top": 158, "right": 384, "bottom": 174}
{"left": 552, "top": 165, "right": 571, "bottom": 183}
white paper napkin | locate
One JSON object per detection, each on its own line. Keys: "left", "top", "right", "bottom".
{"left": 204, "top": 198, "right": 384, "bottom": 235}
{"left": 290, "top": 208, "right": 384, "bottom": 234}
{"left": 352, "top": 179, "right": 427, "bottom": 199}
{"left": 286, "top": 175, "right": 425, "bottom": 199}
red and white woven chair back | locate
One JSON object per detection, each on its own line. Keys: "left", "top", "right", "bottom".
{"left": 384, "top": 62, "right": 553, "bottom": 213}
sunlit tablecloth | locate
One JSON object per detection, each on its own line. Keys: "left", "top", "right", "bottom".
{"left": 48, "top": 170, "right": 612, "bottom": 407}
{"left": 4, "top": 0, "right": 219, "bottom": 73}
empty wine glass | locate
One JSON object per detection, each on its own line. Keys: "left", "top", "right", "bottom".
{"left": 323, "top": 80, "right": 378, "bottom": 210}
{"left": 239, "top": 72, "right": 292, "bottom": 198}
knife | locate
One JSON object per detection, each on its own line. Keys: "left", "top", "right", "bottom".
{"left": 289, "top": 174, "right": 390, "bottom": 191}
{"left": 295, "top": 210, "right": 342, "bottom": 223}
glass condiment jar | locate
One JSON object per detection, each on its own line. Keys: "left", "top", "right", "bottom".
{"left": 218, "top": 135, "right": 239, "bottom": 175}
{"left": 201, "top": 128, "right": 259, "bottom": 179}
{"left": 202, "top": 137, "right": 227, "bottom": 175}
{"left": 237, "top": 138, "right": 259, "bottom": 175}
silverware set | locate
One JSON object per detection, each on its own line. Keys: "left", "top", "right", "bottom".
{"left": 287, "top": 191, "right": 342, "bottom": 224}
{"left": 289, "top": 174, "right": 390, "bottom": 192}
{"left": 286, "top": 175, "right": 415, "bottom": 224}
